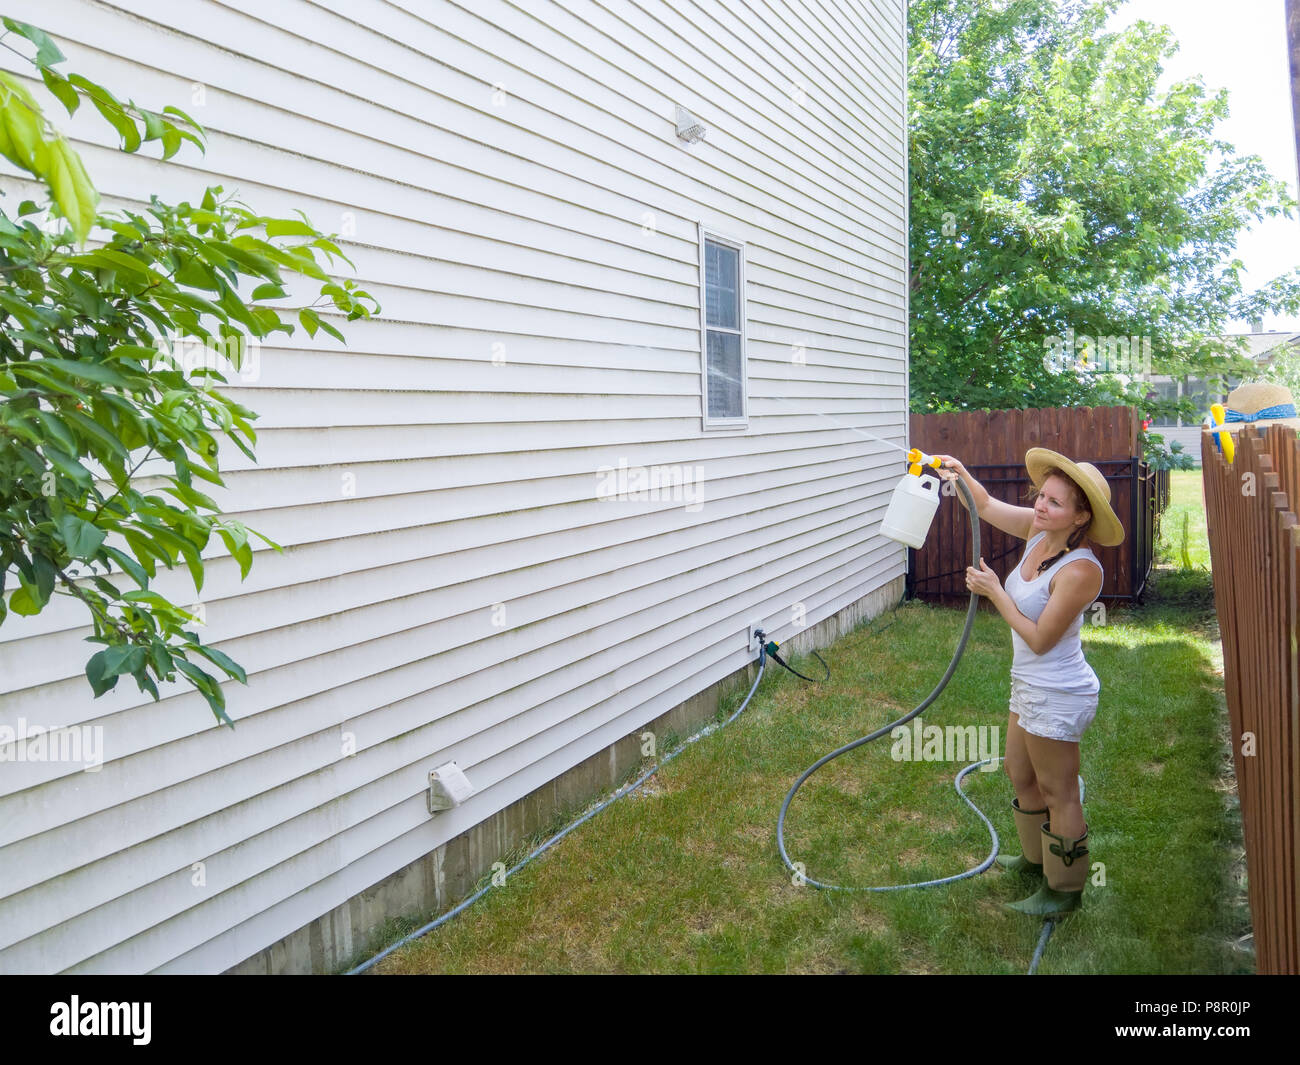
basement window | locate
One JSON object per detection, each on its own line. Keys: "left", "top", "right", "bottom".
{"left": 699, "top": 227, "right": 747, "bottom": 429}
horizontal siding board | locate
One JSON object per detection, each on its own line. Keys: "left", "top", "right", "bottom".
{"left": 264, "top": 0, "right": 907, "bottom": 244}
{"left": 0, "top": 403, "right": 904, "bottom": 644}
{"left": 1, "top": 108, "right": 903, "bottom": 333}
{"left": 22, "top": 0, "right": 906, "bottom": 280}
{"left": 578, "top": 0, "right": 904, "bottom": 171}
{"left": 0, "top": 423, "right": 906, "bottom": 648}
{"left": 0, "top": 28, "right": 904, "bottom": 304}
{"left": 97, "top": 0, "right": 906, "bottom": 267}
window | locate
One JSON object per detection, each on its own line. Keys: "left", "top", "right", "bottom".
{"left": 1182, "top": 375, "right": 1213, "bottom": 415}
{"left": 699, "top": 227, "right": 746, "bottom": 428}
{"left": 1147, "top": 377, "right": 1179, "bottom": 427}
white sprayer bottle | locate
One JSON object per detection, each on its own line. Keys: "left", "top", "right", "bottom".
{"left": 880, "top": 449, "right": 942, "bottom": 549}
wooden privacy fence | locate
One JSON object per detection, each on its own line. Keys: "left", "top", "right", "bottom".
{"left": 906, "top": 406, "right": 1162, "bottom": 603}
{"left": 1202, "top": 424, "right": 1300, "bottom": 974}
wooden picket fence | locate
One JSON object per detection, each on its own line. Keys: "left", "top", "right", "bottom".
{"left": 1202, "top": 423, "right": 1300, "bottom": 974}
{"left": 907, "top": 406, "right": 1162, "bottom": 602}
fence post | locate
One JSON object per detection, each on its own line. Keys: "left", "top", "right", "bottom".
{"left": 1130, "top": 455, "right": 1139, "bottom": 598}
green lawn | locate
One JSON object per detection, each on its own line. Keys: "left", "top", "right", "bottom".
{"left": 353, "top": 470, "right": 1247, "bottom": 974}
{"left": 1156, "top": 469, "right": 1211, "bottom": 567}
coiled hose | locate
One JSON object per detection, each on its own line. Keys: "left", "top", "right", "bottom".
{"left": 776, "top": 473, "right": 993, "bottom": 890}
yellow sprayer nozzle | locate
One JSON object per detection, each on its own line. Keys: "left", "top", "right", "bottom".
{"left": 906, "top": 448, "right": 941, "bottom": 474}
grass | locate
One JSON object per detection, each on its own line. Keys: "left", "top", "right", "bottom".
{"left": 1153, "top": 470, "right": 1212, "bottom": 604}
{"left": 356, "top": 470, "right": 1248, "bottom": 974}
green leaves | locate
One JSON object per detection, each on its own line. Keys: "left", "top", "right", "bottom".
{"left": 39, "top": 68, "right": 79, "bottom": 116}
{"left": 2, "top": 18, "right": 65, "bottom": 68}
{"left": 265, "top": 218, "right": 317, "bottom": 238}
{"left": 0, "top": 21, "right": 206, "bottom": 244}
{"left": 0, "top": 68, "right": 99, "bottom": 242}
{"left": 9, "top": 585, "right": 43, "bottom": 616}
{"left": 0, "top": 70, "right": 51, "bottom": 172}
{"left": 1, "top": 20, "right": 380, "bottom": 727}
{"left": 44, "top": 136, "right": 97, "bottom": 240}
{"left": 57, "top": 514, "right": 106, "bottom": 559}
{"left": 72, "top": 74, "right": 140, "bottom": 151}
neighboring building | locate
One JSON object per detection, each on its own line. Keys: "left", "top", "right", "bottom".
{"left": 0, "top": 1, "right": 910, "bottom": 972}
{"left": 1142, "top": 330, "right": 1300, "bottom": 464}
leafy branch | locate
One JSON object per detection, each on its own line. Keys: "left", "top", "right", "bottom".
{"left": 0, "top": 20, "right": 380, "bottom": 725}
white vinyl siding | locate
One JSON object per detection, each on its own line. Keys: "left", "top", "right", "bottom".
{"left": 0, "top": 0, "right": 908, "bottom": 973}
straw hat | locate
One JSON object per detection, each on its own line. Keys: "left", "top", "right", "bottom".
{"left": 1024, "top": 448, "right": 1126, "bottom": 547}
{"left": 1200, "top": 381, "right": 1300, "bottom": 434}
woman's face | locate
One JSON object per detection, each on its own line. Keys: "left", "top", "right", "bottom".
{"left": 1031, "top": 474, "right": 1088, "bottom": 536}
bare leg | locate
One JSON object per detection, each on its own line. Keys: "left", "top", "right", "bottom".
{"left": 1004, "top": 711, "right": 1044, "bottom": 809}
{"left": 1021, "top": 730, "right": 1083, "bottom": 838}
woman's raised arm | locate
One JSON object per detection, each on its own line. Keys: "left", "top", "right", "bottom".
{"left": 935, "top": 455, "right": 1036, "bottom": 541}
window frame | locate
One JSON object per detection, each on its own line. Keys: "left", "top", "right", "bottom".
{"left": 697, "top": 223, "right": 748, "bottom": 431}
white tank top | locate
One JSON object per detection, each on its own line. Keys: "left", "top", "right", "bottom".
{"left": 1002, "top": 530, "right": 1103, "bottom": 695}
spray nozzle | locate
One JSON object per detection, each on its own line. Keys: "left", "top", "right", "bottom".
{"left": 905, "top": 448, "right": 942, "bottom": 477}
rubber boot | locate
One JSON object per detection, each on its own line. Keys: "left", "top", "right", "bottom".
{"left": 994, "top": 798, "right": 1046, "bottom": 876}
{"left": 1004, "top": 822, "right": 1089, "bottom": 917}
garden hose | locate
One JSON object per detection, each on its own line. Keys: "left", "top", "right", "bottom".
{"left": 776, "top": 472, "right": 989, "bottom": 889}
{"left": 774, "top": 472, "right": 1061, "bottom": 973}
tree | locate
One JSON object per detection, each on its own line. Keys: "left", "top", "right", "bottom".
{"left": 908, "top": 0, "right": 1300, "bottom": 424}
{"left": 0, "top": 19, "right": 378, "bottom": 725}
{"left": 1260, "top": 337, "right": 1300, "bottom": 398}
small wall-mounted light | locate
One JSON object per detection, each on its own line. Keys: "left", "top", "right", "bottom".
{"left": 675, "top": 105, "right": 707, "bottom": 144}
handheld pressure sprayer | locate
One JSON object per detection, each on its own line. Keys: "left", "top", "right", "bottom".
{"left": 880, "top": 449, "right": 945, "bottom": 548}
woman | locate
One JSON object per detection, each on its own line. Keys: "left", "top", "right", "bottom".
{"left": 933, "top": 448, "right": 1125, "bottom": 916}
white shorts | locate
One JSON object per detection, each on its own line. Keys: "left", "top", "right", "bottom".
{"left": 1009, "top": 677, "right": 1098, "bottom": 743}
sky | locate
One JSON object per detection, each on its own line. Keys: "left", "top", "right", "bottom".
{"left": 1107, "top": 0, "right": 1299, "bottom": 332}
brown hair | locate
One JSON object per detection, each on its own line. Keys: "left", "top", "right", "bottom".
{"left": 1021, "top": 468, "right": 1094, "bottom": 573}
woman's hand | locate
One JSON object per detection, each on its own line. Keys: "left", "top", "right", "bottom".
{"left": 934, "top": 454, "right": 980, "bottom": 512}
{"left": 933, "top": 454, "right": 964, "bottom": 485}
{"left": 965, "top": 557, "right": 1002, "bottom": 598}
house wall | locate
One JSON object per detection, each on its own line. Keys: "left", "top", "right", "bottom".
{"left": 0, "top": 0, "right": 909, "bottom": 973}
